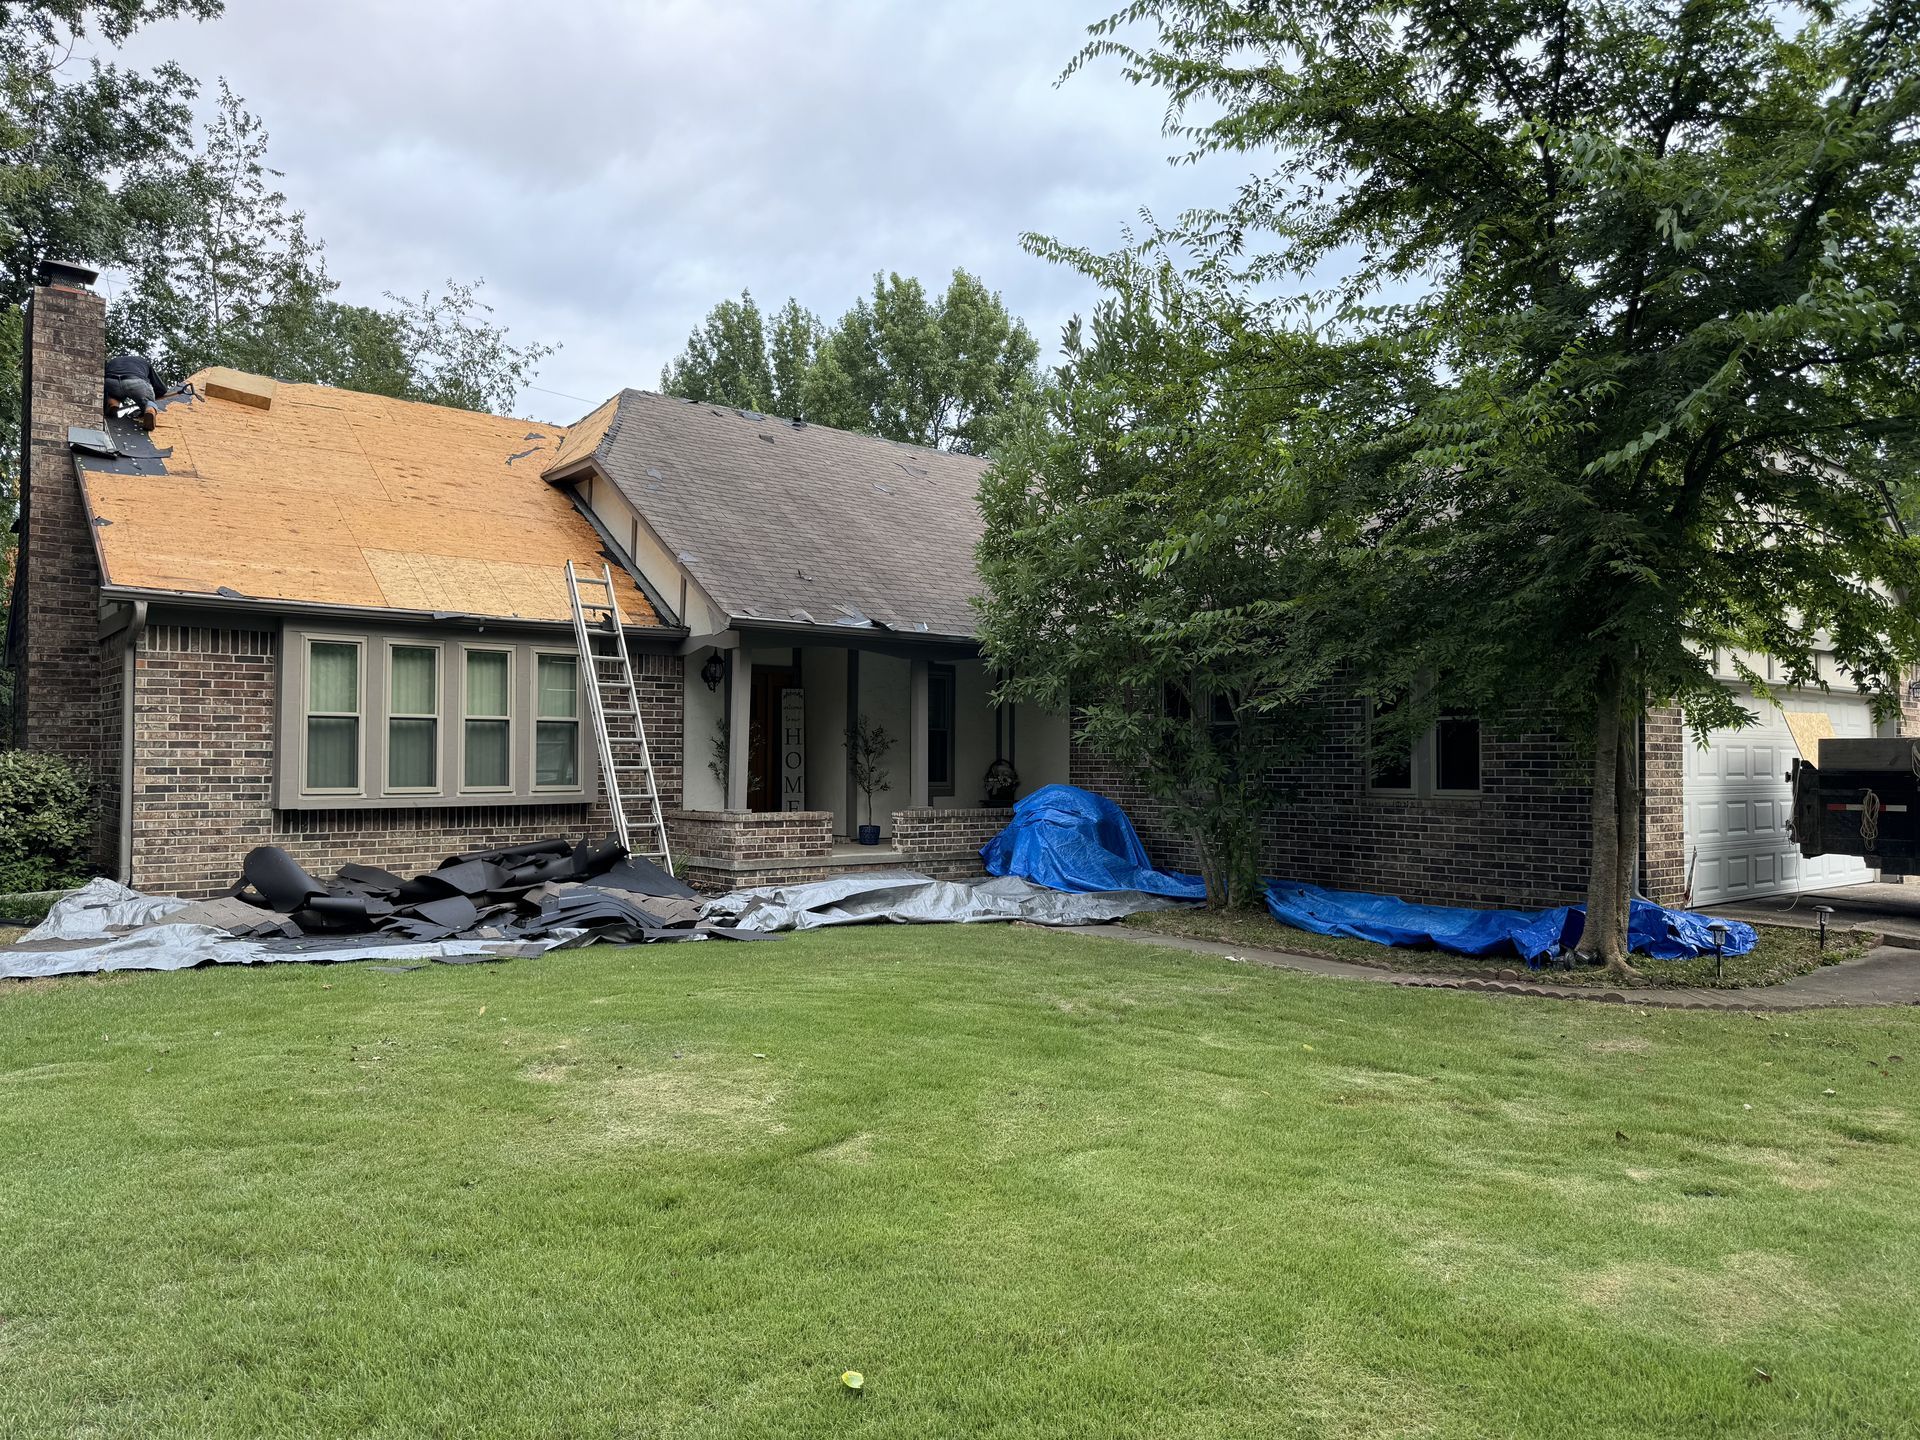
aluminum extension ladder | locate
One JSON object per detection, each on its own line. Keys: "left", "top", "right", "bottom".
{"left": 565, "top": 560, "right": 672, "bottom": 869}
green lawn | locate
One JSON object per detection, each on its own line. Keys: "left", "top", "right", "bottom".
{"left": 1130, "top": 906, "right": 1868, "bottom": 989}
{"left": 2, "top": 927, "right": 1915, "bottom": 1438}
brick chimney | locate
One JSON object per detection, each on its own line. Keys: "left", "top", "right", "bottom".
{"left": 11, "top": 259, "right": 108, "bottom": 777}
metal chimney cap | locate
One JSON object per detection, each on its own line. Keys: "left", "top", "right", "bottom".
{"left": 35, "top": 258, "right": 98, "bottom": 289}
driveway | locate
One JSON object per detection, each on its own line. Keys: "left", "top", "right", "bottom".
{"left": 1703, "top": 881, "right": 1920, "bottom": 947}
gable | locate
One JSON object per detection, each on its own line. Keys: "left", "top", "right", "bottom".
{"left": 550, "top": 390, "right": 989, "bottom": 639}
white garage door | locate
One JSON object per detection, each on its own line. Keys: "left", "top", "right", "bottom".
{"left": 1684, "top": 690, "right": 1877, "bottom": 906}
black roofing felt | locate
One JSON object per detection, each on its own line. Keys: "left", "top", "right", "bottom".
{"left": 576, "top": 390, "right": 990, "bottom": 640}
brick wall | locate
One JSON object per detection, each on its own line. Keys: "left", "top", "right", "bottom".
{"left": 667, "top": 808, "right": 833, "bottom": 890}
{"left": 95, "top": 638, "right": 125, "bottom": 874}
{"left": 14, "top": 278, "right": 114, "bottom": 860}
{"left": 1641, "top": 706, "right": 1686, "bottom": 905}
{"left": 128, "top": 622, "right": 682, "bottom": 898}
{"left": 1071, "top": 698, "right": 1684, "bottom": 910}
{"left": 890, "top": 806, "right": 1009, "bottom": 861}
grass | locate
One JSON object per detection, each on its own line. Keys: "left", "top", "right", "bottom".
{"left": 2, "top": 925, "right": 1916, "bottom": 1438}
{"left": 1130, "top": 906, "right": 1869, "bottom": 989}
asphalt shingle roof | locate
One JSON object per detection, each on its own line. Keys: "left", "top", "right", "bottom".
{"left": 567, "top": 390, "right": 989, "bottom": 639}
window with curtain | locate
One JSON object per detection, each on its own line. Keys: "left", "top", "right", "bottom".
{"left": 387, "top": 645, "right": 438, "bottom": 790}
{"left": 306, "top": 641, "right": 361, "bottom": 790}
{"left": 464, "top": 649, "right": 511, "bottom": 788}
{"left": 535, "top": 654, "right": 579, "bottom": 788}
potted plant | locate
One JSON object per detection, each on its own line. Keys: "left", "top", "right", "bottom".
{"left": 845, "top": 714, "right": 894, "bottom": 844}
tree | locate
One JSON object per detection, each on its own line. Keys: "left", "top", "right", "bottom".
{"left": 976, "top": 260, "right": 1368, "bottom": 906}
{"left": 660, "top": 290, "right": 820, "bottom": 417}
{"left": 804, "top": 269, "right": 1042, "bottom": 453}
{"left": 113, "top": 84, "right": 552, "bottom": 415}
{"left": 3, "top": 0, "right": 221, "bottom": 722}
{"left": 1060, "top": 0, "right": 1920, "bottom": 969}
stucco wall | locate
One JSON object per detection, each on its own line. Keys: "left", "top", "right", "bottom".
{"left": 682, "top": 646, "right": 727, "bottom": 811}
{"left": 855, "top": 652, "right": 912, "bottom": 836}
{"left": 802, "top": 646, "right": 849, "bottom": 829}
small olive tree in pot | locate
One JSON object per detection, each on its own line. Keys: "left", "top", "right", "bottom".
{"left": 845, "top": 714, "right": 894, "bottom": 844}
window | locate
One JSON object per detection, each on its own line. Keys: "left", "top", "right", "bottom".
{"left": 1366, "top": 694, "right": 1481, "bottom": 798}
{"left": 1367, "top": 693, "right": 1415, "bottom": 792}
{"left": 1434, "top": 712, "right": 1482, "bottom": 793}
{"left": 306, "top": 640, "right": 361, "bottom": 791}
{"left": 463, "top": 649, "right": 512, "bottom": 790}
{"left": 927, "top": 664, "right": 956, "bottom": 797}
{"left": 387, "top": 645, "right": 439, "bottom": 790}
{"left": 535, "top": 653, "right": 580, "bottom": 788}
{"left": 279, "top": 627, "right": 599, "bottom": 809}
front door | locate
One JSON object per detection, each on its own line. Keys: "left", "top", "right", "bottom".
{"left": 748, "top": 665, "right": 800, "bottom": 812}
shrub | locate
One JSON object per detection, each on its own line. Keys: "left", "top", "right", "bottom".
{"left": 0, "top": 750, "right": 96, "bottom": 894}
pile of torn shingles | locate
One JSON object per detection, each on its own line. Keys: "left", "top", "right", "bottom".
{"left": 0, "top": 836, "right": 766, "bottom": 981}
{"left": 223, "top": 837, "right": 745, "bottom": 944}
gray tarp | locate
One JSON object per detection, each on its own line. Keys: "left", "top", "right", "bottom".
{"left": 3, "top": 870, "right": 1177, "bottom": 980}
{"left": 0, "top": 878, "right": 569, "bottom": 980}
{"left": 700, "top": 869, "right": 1179, "bottom": 933}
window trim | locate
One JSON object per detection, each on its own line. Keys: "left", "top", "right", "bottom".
{"left": 1365, "top": 696, "right": 1483, "bottom": 800}
{"left": 531, "top": 647, "right": 583, "bottom": 793}
{"left": 927, "top": 662, "right": 957, "bottom": 798}
{"left": 383, "top": 640, "right": 442, "bottom": 795}
{"left": 302, "top": 635, "right": 366, "bottom": 796}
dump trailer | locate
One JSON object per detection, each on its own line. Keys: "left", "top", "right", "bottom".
{"left": 1789, "top": 737, "right": 1920, "bottom": 877}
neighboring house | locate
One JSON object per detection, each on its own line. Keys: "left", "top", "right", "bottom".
{"left": 9, "top": 262, "right": 1910, "bottom": 905}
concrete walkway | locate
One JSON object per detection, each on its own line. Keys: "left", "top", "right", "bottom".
{"left": 1074, "top": 924, "right": 1920, "bottom": 1011}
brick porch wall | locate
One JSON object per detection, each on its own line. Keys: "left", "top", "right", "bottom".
{"left": 890, "top": 806, "right": 1010, "bottom": 862}
{"left": 665, "top": 807, "right": 999, "bottom": 891}
{"left": 128, "top": 622, "right": 682, "bottom": 898}
{"left": 1071, "top": 701, "right": 1687, "bottom": 910}
{"left": 667, "top": 808, "right": 834, "bottom": 890}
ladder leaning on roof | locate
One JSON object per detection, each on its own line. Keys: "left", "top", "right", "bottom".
{"left": 565, "top": 560, "right": 672, "bottom": 870}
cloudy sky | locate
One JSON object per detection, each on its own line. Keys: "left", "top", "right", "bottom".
{"left": 107, "top": 0, "right": 1250, "bottom": 423}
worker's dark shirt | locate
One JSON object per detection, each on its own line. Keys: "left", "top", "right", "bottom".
{"left": 105, "top": 354, "right": 166, "bottom": 392}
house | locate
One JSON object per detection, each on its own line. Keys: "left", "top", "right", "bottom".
{"left": 9, "top": 260, "right": 1909, "bottom": 907}
{"left": 7, "top": 261, "right": 1067, "bottom": 897}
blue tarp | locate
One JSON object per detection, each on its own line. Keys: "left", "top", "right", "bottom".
{"left": 981, "top": 785, "right": 1206, "bottom": 900}
{"left": 981, "top": 784, "right": 1757, "bottom": 963}
{"left": 1262, "top": 882, "right": 1757, "bottom": 963}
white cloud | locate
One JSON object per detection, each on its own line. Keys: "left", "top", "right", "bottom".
{"left": 112, "top": 0, "right": 1247, "bottom": 420}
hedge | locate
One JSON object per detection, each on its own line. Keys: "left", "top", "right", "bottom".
{"left": 0, "top": 750, "right": 96, "bottom": 894}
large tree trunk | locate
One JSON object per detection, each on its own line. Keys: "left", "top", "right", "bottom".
{"left": 1584, "top": 666, "right": 1633, "bottom": 973}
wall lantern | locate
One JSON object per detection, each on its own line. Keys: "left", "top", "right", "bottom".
{"left": 701, "top": 652, "right": 726, "bottom": 692}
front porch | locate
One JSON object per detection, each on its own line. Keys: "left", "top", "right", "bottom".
{"left": 665, "top": 634, "right": 1067, "bottom": 890}
{"left": 667, "top": 806, "right": 1014, "bottom": 891}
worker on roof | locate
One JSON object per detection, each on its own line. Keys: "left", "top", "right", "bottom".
{"left": 104, "top": 353, "right": 169, "bottom": 431}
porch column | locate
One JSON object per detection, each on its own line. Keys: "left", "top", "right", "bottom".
{"left": 727, "top": 651, "right": 752, "bottom": 811}
{"left": 908, "top": 656, "right": 930, "bottom": 808}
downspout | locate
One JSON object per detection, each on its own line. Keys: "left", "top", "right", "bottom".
{"left": 119, "top": 600, "right": 147, "bottom": 884}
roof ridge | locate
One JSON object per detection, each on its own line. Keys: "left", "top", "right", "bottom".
{"left": 618, "top": 387, "right": 987, "bottom": 467}
{"left": 184, "top": 367, "right": 558, "bottom": 430}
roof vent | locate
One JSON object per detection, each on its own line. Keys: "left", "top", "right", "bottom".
{"left": 36, "top": 258, "right": 98, "bottom": 289}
